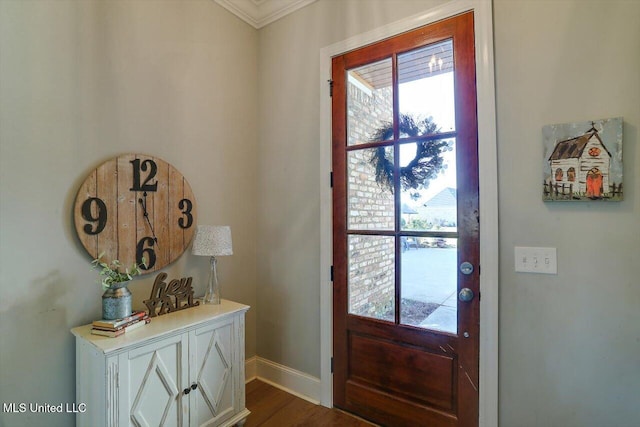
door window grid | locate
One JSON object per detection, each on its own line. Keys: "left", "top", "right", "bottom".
{"left": 346, "top": 40, "right": 458, "bottom": 331}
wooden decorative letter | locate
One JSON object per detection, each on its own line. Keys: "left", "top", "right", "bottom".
{"left": 144, "top": 272, "right": 199, "bottom": 317}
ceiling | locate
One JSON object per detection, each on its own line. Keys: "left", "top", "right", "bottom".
{"left": 350, "top": 39, "right": 454, "bottom": 89}
{"left": 214, "top": 0, "right": 317, "bottom": 29}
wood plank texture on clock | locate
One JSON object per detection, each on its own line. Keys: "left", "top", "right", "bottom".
{"left": 73, "top": 153, "right": 196, "bottom": 274}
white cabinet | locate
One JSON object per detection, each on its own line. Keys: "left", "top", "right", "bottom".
{"left": 71, "top": 300, "right": 250, "bottom": 427}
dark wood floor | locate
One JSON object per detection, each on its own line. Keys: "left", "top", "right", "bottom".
{"left": 244, "top": 379, "right": 377, "bottom": 427}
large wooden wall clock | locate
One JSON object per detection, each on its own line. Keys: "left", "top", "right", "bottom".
{"left": 74, "top": 153, "right": 197, "bottom": 274}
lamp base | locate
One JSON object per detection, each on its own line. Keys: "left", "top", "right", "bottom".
{"left": 204, "top": 256, "right": 221, "bottom": 304}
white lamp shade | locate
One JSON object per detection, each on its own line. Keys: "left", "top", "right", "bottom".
{"left": 192, "top": 225, "right": 233, "bottom": 256}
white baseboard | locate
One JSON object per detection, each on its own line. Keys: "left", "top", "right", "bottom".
{"left": 245, "top": 356, "right": 258, "bottom": 382}
{"left": 245, "top": 356, "right": 321, "bottom": 404}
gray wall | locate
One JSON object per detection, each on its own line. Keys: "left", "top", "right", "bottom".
{"left": 257, "top": 0, "right": 640, "bottom": 426}
{"left": 494, "top": 1, "right": 639, "bottom": 425}
{"left": 0, "top": 1, "right": 257, "bottom": 426}
{"left": 1, "top": 0, "right": 639, "bottom": 426}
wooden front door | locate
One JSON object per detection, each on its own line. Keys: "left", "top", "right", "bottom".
{"left": 332, "top": 12, "right": 480, "bottom": 427}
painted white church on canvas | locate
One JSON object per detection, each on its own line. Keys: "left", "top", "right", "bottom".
{"left": 543, "top": 117, "right": 623, "bottom": 201}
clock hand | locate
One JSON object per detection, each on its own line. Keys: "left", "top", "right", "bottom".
{"left": 138, "top": 192, "right": 160, "bottom": 249}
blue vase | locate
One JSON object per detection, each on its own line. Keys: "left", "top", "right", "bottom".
{"left": 102, "top": 281, "right": 132, "bottom": 320}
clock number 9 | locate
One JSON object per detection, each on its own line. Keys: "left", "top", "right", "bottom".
{"left": 130, "top": 159, "right": 158, "bottom": 192}
{"left": 178, "top": 198, "right": 193, "bottom": 229}
{"left": 136, "top": 237, "right": 156, "bottom": 270}
{"left": 81, "top": 197, "right": 107, "bottom": 235}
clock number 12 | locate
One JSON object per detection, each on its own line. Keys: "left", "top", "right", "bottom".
{"left": 130, "top": 159, "right": 158, "bottom": 192}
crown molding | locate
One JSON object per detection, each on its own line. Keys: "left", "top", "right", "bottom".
{"left": 214, "top": 0, "right": 317, "bottom": 29}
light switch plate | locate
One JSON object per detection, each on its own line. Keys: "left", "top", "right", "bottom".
{"left": 515, "top": 247, "right": 557, "bottom": 274}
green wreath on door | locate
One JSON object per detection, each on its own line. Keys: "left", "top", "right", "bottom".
{"left": 369, "top": 114, "right": 450, "bottom": 194}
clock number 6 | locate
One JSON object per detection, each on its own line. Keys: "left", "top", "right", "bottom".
{"left": 130, "top": 159, "right": 158, "bottom": 192}
{"left": 178, "top": 198, "right": 193, "bottom": 229}
{"left": 81, "top": 197, "right": 107, "bottom": 235}
{"left": 136, "top": 237, "right": 156, "bottom": 270}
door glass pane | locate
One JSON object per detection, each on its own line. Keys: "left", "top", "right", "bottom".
{"left": 347, "top": 58, "right": 393, "bottom": 146}
{"left": 398, "top": 40, "right": 455, "bottom": 134}
{"left": 348, "top": 235, "right": 395, "bottom": 321}
{"left": 400, "top": 139, "right": 457, "bottom": 232}
{"left": 348, "top": 147, "right": 395, "bottom": 231}
{"left": 400, "top": 237, "right": 457, "bottom": 333}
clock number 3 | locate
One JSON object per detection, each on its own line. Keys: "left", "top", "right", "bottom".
{"left": 130, "top": 159, "right": 158, "bottom": 192}
{"left": 178, "top": 199, "right": 193, "bottom": 229}
{"left": 136, "top": 237, "right": 156, "bottom": 270}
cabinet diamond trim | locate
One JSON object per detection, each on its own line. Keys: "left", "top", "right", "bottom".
{"left": 198, "top": 330, "right": 230, "bottom": 416}
{"left": 131, "top": 351, "right": 179, "bottom": 427}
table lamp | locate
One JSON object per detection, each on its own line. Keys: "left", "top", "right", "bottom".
{"left": 192, "top": 225, "right": 233, "bottom": 304}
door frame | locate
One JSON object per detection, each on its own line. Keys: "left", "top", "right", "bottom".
{"left": 318, "top": 1, "right": 498, "bottom": 425}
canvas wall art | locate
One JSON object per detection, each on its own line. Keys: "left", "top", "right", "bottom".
{"left": 543, "top": 117, "right": 623, "bottom": 201}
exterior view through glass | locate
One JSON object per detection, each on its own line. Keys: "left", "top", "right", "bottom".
{"left": 346, "top": 39, "right": 457, "bottom": 333}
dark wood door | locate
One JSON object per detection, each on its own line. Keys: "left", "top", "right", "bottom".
{"left": 332, "top": 12, "right": 479, "bottom": 427}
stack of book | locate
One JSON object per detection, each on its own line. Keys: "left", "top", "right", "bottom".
{"left": 91, "top": 310, "right": 150, "bottom": 338}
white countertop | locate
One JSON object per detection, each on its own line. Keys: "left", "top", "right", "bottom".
{"left": 71, "top": 299, "right": 249, "bottom": 354}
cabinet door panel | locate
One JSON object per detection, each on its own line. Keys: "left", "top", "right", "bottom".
{"left": 191, "top": 320, "right": 235, "bottom": 426}
{"left": 122, "top": 334, "right": 188, "bottom": 427}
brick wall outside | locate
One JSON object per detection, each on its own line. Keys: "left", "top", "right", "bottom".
{"left": 346, "top": 82, "right": 395, "bottom": 319}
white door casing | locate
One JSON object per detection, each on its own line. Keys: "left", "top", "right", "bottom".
{"left": 318, "top": 1, "right": 498, "bottom": 425}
